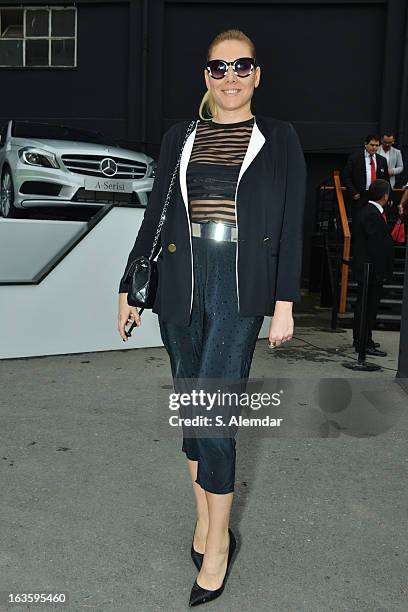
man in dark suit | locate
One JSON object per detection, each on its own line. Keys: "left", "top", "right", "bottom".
{"left": 343, "top": 134, "right": 390, "bottom": 223}
{"left": 351, "top": 179, "right": 394, "bottom": 356}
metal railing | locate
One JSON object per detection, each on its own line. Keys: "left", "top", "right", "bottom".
{"left": 333, "top": 171, "right": 351, "bottom": 313}
{"left": 314, "top": 171, "right": 350, "bottom": 328}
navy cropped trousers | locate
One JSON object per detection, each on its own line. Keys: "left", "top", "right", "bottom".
{"left": 159, "top": 235, "right": 264, "bottom": 494}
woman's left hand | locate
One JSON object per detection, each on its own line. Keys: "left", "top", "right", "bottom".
{"left": 268, "top": 302, "right": 294, "bottom": 348}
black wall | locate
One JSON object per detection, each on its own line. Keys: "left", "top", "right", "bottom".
{"left": 0, "top": 2, "right": 131, "bottom": 138}
{"left": 1, "top": 0, "right": 407, "bottom": 152}
{"left": 150, "top": 0, "right": 408, "bottom": 155}
{"left": 1, "top": 0, "right": 408, "bottom": 281}
{"left": 162, "top": 2, "right": 386, "bottom": 137}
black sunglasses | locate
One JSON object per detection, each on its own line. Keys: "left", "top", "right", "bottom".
{"left": 205, "top": 57, "right": 256, "bottom": 79}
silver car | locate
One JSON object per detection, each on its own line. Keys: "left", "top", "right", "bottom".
{"left": 0, "top": 120, "right": 156, "bottom": 218}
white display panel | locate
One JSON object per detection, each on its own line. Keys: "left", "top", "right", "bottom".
{"left": 0, "top": 207, "right": 270, "bottom": 359}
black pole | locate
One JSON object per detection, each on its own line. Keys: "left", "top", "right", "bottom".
{"left": 330, "top": 253, "right": 341, "bottom": 331}
{"left": 356, "top": 262, "right": 371, "bottom": 364}
{"left": 343, "top": 262, "right": 381, "bottom": 371}
{"left": 321, "top": 232, "right": 333, "bottom": 308}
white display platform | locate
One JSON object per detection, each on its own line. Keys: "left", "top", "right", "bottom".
{"left": 0, "top": 218, "right": 86, "bottom": 281}
{"left": 0, "top": 208, "right": 271, "bottom": 359}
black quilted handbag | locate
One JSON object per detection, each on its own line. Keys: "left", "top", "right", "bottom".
{"left": 124, "top": 120, "right": 196, "bottom": 314}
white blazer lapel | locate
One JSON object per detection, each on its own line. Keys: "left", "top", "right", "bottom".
{"left": 237, "top": 119, "right": 266, "bottom": 185}
{"left": 179, "top": 120, "right": 199, "bottom": 215}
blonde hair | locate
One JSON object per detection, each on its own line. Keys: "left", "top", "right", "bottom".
{"left": 198, "top": 29, "right": 257, "bottom": 121}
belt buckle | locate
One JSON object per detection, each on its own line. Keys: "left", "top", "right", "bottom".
{"left": 214, "top": 222, "right": 231, "bottom": 242}
{"left": 208, "top": 220, "right": 233, "bottom": 242}
{"left": 191, "top": 220, "right": 236, "bottom": 242}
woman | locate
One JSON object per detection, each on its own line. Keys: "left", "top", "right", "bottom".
{"left": 118, "top": 29, "right": 306, "bottom": 607}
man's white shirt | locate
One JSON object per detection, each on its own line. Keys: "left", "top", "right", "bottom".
{"left": 368, "top": 199, "right": 384, "bottom": 214}
{"left": 364, "top": 149, "right": 377, "bottom": 191}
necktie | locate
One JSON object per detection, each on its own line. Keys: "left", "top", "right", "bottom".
{"left": 382, "top": 211, "right": 387, "bottom": 223}
{"left": 370, "top": 155, "right": 376, "bottom": 183}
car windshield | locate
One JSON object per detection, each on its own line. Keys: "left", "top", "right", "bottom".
{"left": 11, "top": 122, "right": 115, "bottom": 145}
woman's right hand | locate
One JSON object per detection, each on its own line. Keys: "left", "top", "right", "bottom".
{"left": 118, "top": 292, "right": 142, "bottom": 342}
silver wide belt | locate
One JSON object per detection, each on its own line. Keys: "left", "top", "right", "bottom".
{"left": 191, "top": 221, "right": 238, "bottom": 242}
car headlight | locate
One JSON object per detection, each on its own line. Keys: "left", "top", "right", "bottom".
{"left": 146, "top": 160, "right": 157, "bottom": 178}
{"left": 18, "top": 147, "right": 60, "bottom": 169}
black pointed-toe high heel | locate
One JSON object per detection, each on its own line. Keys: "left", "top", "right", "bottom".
{"left": 189, "top": 528, "right": 237, "bottom": 607}
{"left": 191, "top": 521, "right": 204, "bottom": 571}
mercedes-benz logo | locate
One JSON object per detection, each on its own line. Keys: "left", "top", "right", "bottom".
{"left": 100, "top": 158, "right": 117, "bottom": 177}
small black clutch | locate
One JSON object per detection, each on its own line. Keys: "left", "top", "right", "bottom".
{"left": 124, "top": 255, "right": 158, "bottom": 313}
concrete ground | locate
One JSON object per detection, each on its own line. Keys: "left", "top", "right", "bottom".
{"left": 0, "top": 296, "right": 407, "bottom": 612}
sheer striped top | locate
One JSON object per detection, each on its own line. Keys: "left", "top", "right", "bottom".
{"left": 186, "top": 116, "right": 254, "bottom": 227}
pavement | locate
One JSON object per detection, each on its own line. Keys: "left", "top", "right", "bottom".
{"left": 0, "top": 296, "right": 407, "bottom": 612}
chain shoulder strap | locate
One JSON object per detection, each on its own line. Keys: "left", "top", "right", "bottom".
{"left": 148, "top": 119, "right": 197, "bottom": 259}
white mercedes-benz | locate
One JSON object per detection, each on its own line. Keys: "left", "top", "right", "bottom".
{"left": 0, "top": 120, "right": 156, "bottom": 218}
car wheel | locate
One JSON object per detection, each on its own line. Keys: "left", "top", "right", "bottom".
{"left": 0, "top": 168, "right": 19, "bottom": 218}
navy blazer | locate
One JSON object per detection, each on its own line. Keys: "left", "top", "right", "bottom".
{"left": 351, "top": 202, "right": 394, "bottom": 283}
{"left": 119, "top": 115, "right": 307, "bottom": 326}
{"left": 343, "top": 150, "right": 390, "bottom": 199}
